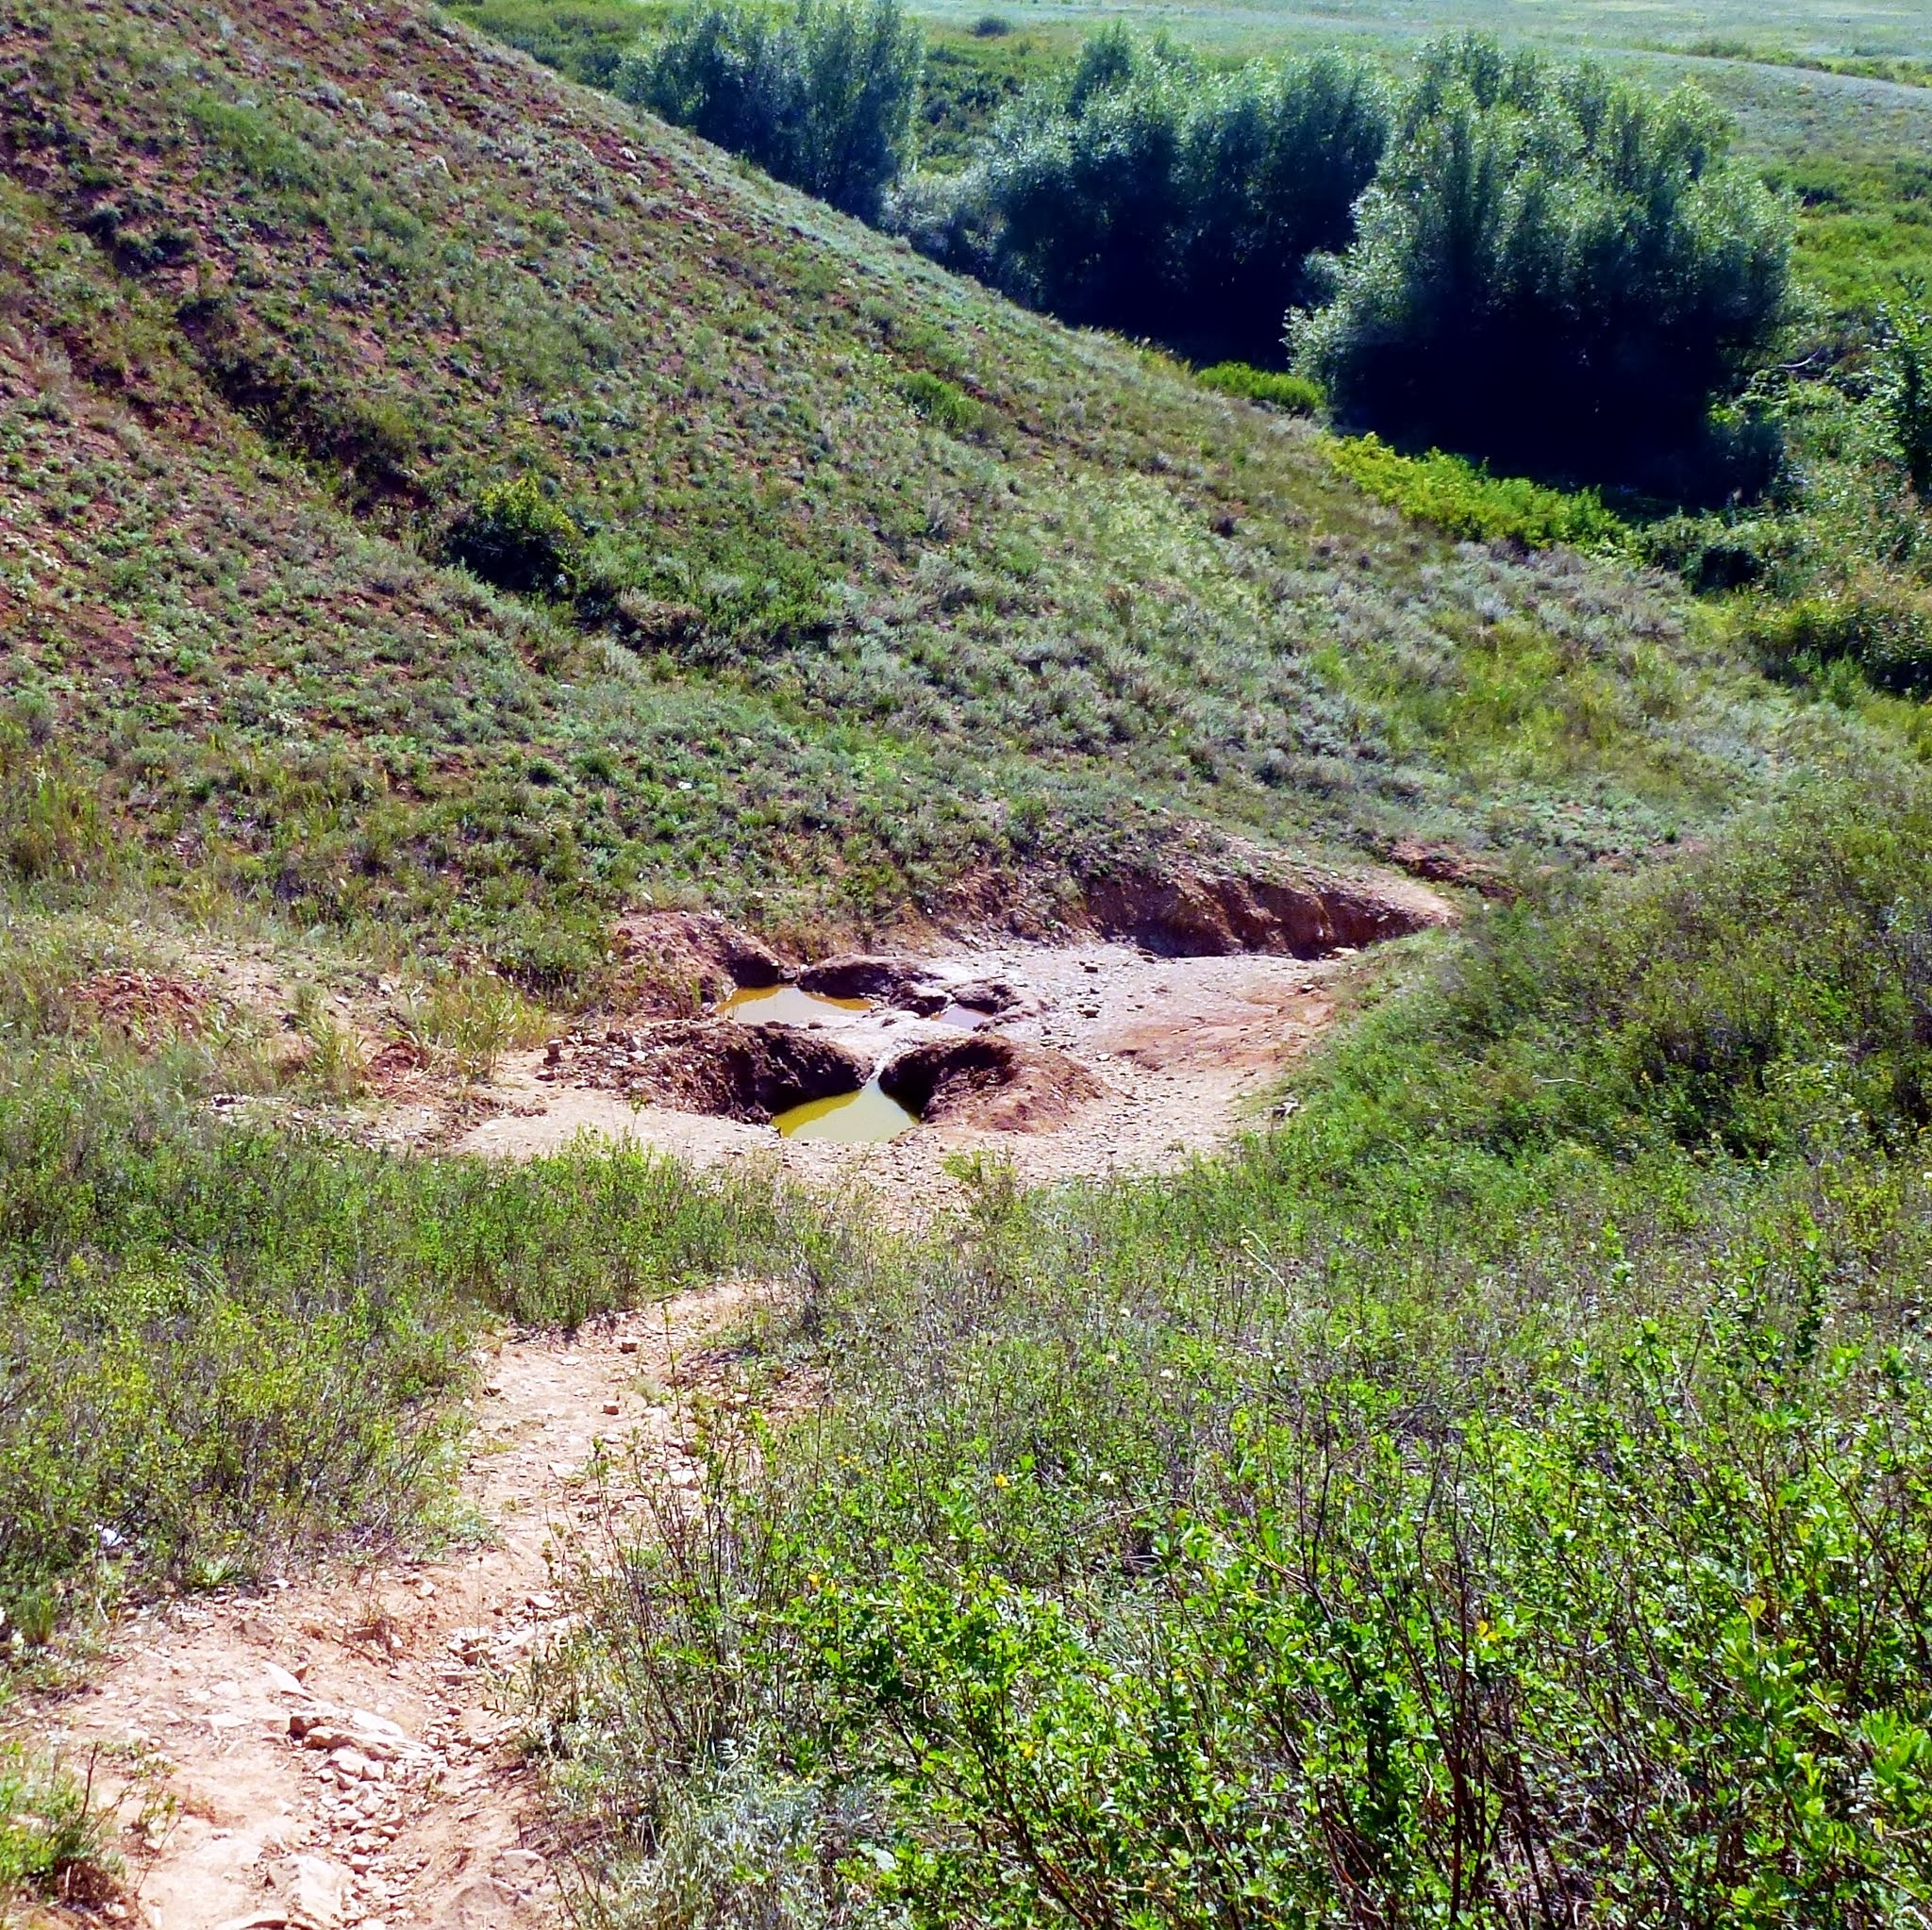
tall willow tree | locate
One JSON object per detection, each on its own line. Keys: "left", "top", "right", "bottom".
{"left": 1293, "top": 35, "right": 1795, "bottom": 487}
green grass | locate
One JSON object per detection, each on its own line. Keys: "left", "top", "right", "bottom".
{"left": 1326, "top": 435, "right": 1631, "bottom": 553}
{"left": 1194, "top": 361, "right": 1323, "bottom": 412}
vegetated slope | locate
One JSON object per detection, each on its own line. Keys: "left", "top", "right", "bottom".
{"left": 1, "top": 0, "right": 1784, "bottom": 985}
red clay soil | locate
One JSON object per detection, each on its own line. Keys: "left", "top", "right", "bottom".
{"left": 1082, "top": 865, "right": 1451, "bottom": 957}
{"left": 606, "top": 911, "right": 791, "bottom": 1017}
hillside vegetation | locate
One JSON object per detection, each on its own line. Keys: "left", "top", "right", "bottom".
{"left": 5, "top": 0, "right": 1932, "bottom": 1922}
{"left": 0, "top": 0, "right": 1803, "bottom": 992}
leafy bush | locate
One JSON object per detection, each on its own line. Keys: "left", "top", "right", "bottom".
{"left": 617, "top": 0, "right": 923, "bottom": 220}
{"left": 1293, "top": 35, "right": 1795, "bottom": 488}
{"left": 1328, "top": 434, "right": 1630, "bottom": 549}
{"left": 899, "top": 34, "right": 1390, "bottom": 366}
{"left": 1876, "top": 294, "right": 1932, "bottom": 495}
{"left": 0, "top": 1746, "right": 114, "bottom": 1911}
{"left": 1194, "top": 360, "right": 1322, "bottom": 412}
{"left": 1740, "top": 575, "right": 1932, "bottom": 697}
{"left": 441, "top": 476, "right": 588, "bottom": 599}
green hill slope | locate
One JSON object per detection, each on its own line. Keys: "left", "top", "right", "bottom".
{"left": 1, "top": 0, "right": 1790, "bottom": 983}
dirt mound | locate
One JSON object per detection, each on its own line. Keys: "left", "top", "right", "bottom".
{"left": 68, "top": 969, "right": 211, "bottom": 1040}
{"left": 1384, "top": 838, "right": 1515, "bottom": 899}
{"left": 1083, "top": 865, "right": 1451, "bottom": 958}
{"left": 547, "top": 1020, "right": 867, "bottom": 1123}
{"left": 880, "top": 1036, "right": 1104, "bottom": 1133}
{"left": 610, "top": 911, "right": 790, "bottom": 1016}
{"left": 798, "top": 954, "right": 948, "bottom": 1012}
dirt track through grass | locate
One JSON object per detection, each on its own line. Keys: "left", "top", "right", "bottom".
{"left": 25, "top": 1287, "right": 758, "bottom": 1930}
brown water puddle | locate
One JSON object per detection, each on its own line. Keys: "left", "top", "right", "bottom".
{"left": 722, "top": 985, "right": 869, "bottom": 1024}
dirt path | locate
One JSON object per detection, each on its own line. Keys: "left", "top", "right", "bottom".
{"left": 25, "top": 1288, "right": 758, "bottom": 1930}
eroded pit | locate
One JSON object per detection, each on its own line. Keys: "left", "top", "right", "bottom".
{"left": 542, "top": 1019, "right": 867, "bottom": 1124}
{"left": 1081, "top": 866, "right": 1450, "bottom": 958}
{"left": 510, "top": 860, "right": 1458, "bottom": 1173}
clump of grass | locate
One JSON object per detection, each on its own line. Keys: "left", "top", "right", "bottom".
{"left": 0, "top": 727, "right": 110, "bottom": 890}
{"left": 1327, "top": 433, "right": 1631, "bottom": 550}
{"left": 401, "top": 973, "right": 550, "bottom": 1080}
{"left": 1195, "top": 361, "right": 1323, "bottom": 413}
{"left": 900, "top": 370, "right": 984, "bottom": 436}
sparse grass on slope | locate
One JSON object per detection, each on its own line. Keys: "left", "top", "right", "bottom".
{"left": 0, "top": 0, "right": 1803, "bottom": 990}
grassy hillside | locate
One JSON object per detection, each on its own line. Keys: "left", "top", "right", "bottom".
{"left": 0, "top": 0, "right": 1802, "bottom": 990}
{"left": 8, "top": 0, "right": 1932, "bottom": 1919}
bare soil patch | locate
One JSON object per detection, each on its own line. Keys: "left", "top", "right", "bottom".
{"left": 18, "top": 1287, "right": 768, "bottom": 1930}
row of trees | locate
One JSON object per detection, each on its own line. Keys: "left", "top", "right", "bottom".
{"left": 614, "top": 0, "right": 920, "bottom": 219}
{"left": 622, "top": 3, "right": 1797, "bottom": 487}
{"left": 893, "top": 29, "right": 1391, "bottom": 368}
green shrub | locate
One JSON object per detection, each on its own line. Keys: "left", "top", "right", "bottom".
{"left": 900, "top": 369, "right": 983, "bottom": 434}
{"left": 1328, "top": 433, "right": 1630, "bottom": 550}
{"left": 969, "top": 12, "right": 1009, "bottom": 36}
{"left": 1293, "top": 35, "right": 1795, "bottom": 488}
{"left": 1740, "top": 577, "right": 1932, "bottom": 697}
{"left": 900, "top": 36, "right": 1390, "bottom": 367}
{"left": 617, "top": 0, "right": 923, "bottom": 220}
{"left": 441, "top": 476, "right": 587, "bottom": 599}
{"left": 1876, "top": 294, "right": 1932, "bottom": 496}
{"left": 0, "top": 1746, "right": 114, "bottom": 1911}
{"left": 1194, "top": 360, "right": 1322, "bottom": 411}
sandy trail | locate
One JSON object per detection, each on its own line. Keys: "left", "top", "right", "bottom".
{"left": 23, "top": 1287, "right": 758, "bottom": 1930}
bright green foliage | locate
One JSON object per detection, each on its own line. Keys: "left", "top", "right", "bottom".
{"left": 1327, "top": 434, "right": 1629, "bottom": 550}
{"left": 1194, "top": 361, "right": 1323, "bottom": 411}
{"left": 0, "top": 1746, "right": 112, "bottom": 1909}
{"left": 1294, "top": 35, "right": 1795, "bottom": 488}
{"left": 441, "top": 476, "right": 590, "bottom": 599}
{"left": 617, "top": 0, "right": 923, "bottom": 219}
{"left": 896, "top": 34, "right": 1390, "bottom": 367}
{"left": 1877, "top": 295, "right": 1932, "bottom": 495}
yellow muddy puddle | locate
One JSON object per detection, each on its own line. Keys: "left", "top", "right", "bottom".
{"left": 723, "top": 985, "right": 869, "bottom": 1024}
{"left": 774, "top": 1077, "right": 917, "bottom": 1143}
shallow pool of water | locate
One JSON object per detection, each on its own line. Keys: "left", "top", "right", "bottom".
{"left": 774, "top": 1077, "right": 918, "bottom": 1144}
{"left": 723, "top": 984, "right": 869, "bottom": 1024}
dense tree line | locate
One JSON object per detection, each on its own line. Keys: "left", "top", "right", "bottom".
{"left": 1294, "top": 36, "right": 1794, "bottom": 485}
{"left": 614, "top": 0, "right": 921, "bottom": 220}
{"left": 621, "top": 2, "right": 1796, "bottom": 486}
{"left": 892, "top": 28, "right": 1391, "bottom": 367}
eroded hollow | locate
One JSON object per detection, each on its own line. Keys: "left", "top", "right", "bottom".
{"left": 586, "top": 1021, "right": 871, "bottom": 1124}
{"left": 1081, "top": 867, "right": 1451, "bottom": 959}
{"left": 879, "top": 1036, "right": 1102, "bottom": 1133}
